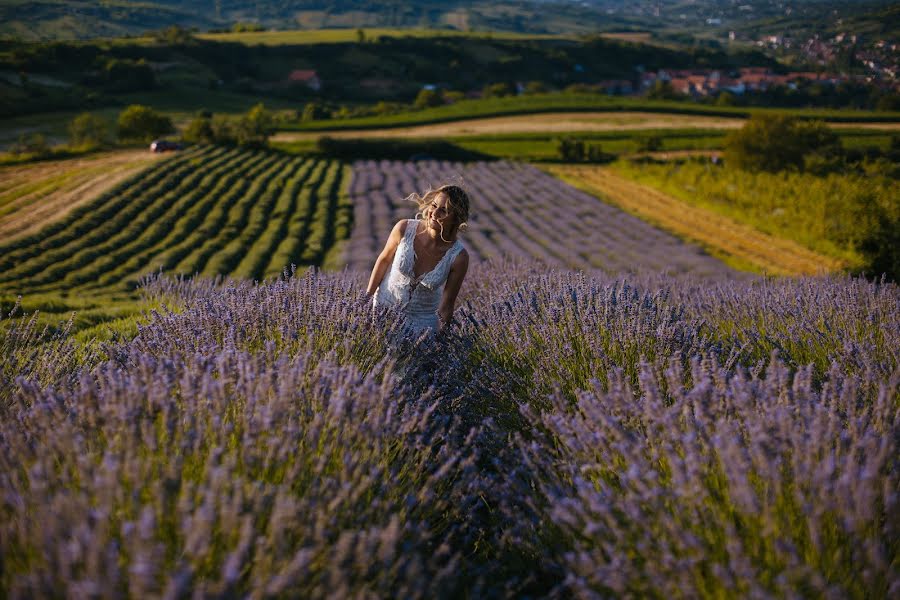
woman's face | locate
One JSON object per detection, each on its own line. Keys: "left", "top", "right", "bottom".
{"left": 427, "top": 192, "right": 456, "bottom": 233}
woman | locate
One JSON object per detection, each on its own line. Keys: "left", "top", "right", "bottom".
{"left": 366, "top": 184, "right": 470, "bottom": 334}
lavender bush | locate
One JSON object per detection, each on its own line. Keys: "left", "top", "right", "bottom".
{"left": 1, "top": 261, "right": 897, "bottom": 597}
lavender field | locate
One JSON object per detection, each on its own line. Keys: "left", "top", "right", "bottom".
{"left": 2, "top": 258, "right": 897, "bottom": 598}
{"left": 343, "top": 160, "right": 735, "bottom": 277}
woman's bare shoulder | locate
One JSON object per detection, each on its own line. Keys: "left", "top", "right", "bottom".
{"left": 452, "top": 247, "right": 470, "bottom": 269}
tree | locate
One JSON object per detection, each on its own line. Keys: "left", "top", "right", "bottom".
{"left": 523, "top": 81, "right": 548, "bottom": 95}
{"left": 234, "top": 103, "right": 272, "bottom": 147}
{"left": 68, "top": 113, "right": 110, "bottom": 149}
{"left": 118, "top": 105, "right": 174, "bottom": 142}
{"left": 645, "top": 80, "right": 684, "bottom": 101}
{"left": 13, "top": 132, "right": 50, "bottom": 156}
{"left": 724, "top": 115, "right": 841, "bottom": 173}
{"left": 414, "top": 88, "right": 443, "bottom": 109}
{"left": 483, "top": 82, "right": 513, "bottom": 98}
{"left": 557, "top": 137, "right": 612, "bottom": 163}
{"left": 182, "top": 116, "right": 215, "bottom": 144}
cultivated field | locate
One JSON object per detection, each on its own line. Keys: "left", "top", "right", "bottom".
{"left": 0, "top": 149, "right": 162, "bottom": 241}
{"left": 343, "top": 159, "right": 735, "bottom": 277}
{"left": 274, "top": 112, "right": 752, "bottom": 141}
{"left": 547, "top": 164, "right": 846, "bottom": 275}
{"left": 0, "top": 146, "right": 350, "bottom": 296}
{"left": 3, "top": 259, "right": 897, "bottom": 597}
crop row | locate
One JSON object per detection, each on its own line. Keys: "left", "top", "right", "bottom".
{"left": 0, "top": 147, "right": 350, "bottom": 294}
{"left": 0, "top": 145, "right": 214, "bottom": 272}
{"left": 343, "top": 159, "right": 734, "bottom": 277}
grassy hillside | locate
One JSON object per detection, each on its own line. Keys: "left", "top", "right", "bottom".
{"left": 285, "top": 94, "right": 900, "bottom": 131}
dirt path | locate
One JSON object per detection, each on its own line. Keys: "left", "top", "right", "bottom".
{"left": 273, "top": 111, "right": 900, "bottom": 142}
{"left": 0, "top": 150, "right": 162, "bottom": 242}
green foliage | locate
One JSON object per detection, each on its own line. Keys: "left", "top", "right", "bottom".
{"left": 302, "top": 102, "right": 329, "bottom": 122}
{"left": 612, "top": 158, "right": 898, "bottom": 276}
{"left": 68, "top": 113, "right": 110, "bottom": 149}
{"left": 99, "top": 58, "right": 156, "bottom": 93}
{"left": 482, "top": 82, "right": 513, "bottom": 98}
{"left": 645, "top": 80, "right": 684, "bottom": 101}
{"left": 724, "top": 115, "right": 842, "bottom": 173}
{"left": 635, "top": 134, "right": 663, "bottom": 152}
{"left": 414, "top": 88, "right": 444, "bottom": 109}
{"left": 715, "top": 91, "right": 737, "bottom": 107}
{"left": 523, "top": 81, "right": 548, "bottom": 95}
{"left": 556, "top": 137, "right": 613, "bottom": 163}
{"left": 234, "top": 103, "right": 273, "bottom": 147}
{"left": 117, "top": 105, "right": 174, "bottom": 143}
{"left": 152, "top": 25, "right": 195, "bottom": 45}
{"left": 12, "top": 133, "right": 51, "bottom": 157}
{"left": 182, "top": 116, "right": 215, "bottom": 144}
{"left": 231, "top": 22, "right": 265, "bottom": 33}
{"left": 315, "top": 137, "right": 491, "bottom": 161}
{"left": 442, "top": 90, "right": 465, "bottom": 104}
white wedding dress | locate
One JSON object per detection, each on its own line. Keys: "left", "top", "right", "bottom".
{"left": 372, "top": 219, "right": 465, "bottom": 334}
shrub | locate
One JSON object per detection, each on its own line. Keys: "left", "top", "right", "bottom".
{"left": 234, "top": 103, "right": 273, "bottom": 148}
{"left": 12, "top": 132, "right": 51, "bottom": 156}
{"left": 302, "top": 102, "right": 329, "bottom": 122}
{"left": 117, "top": 105, "right": 174, "bottom": 143}
{"left": 556, "top": 137, "right": 614, "bottom": 162}
{"left": 724, "top": 114, "right": 842, "bottom": 173}
{"left": 68, "top": 112, "right": 110, "bottom": 149}
{"left": 636, "top": 134, "right": 663, "bottom": 152}
{"left": 181, "top": 116, "right": 215, "bottom": 144}
{"left": 414, "top": 88, "right": 443, "bottom": 109}
{"left": 482, "top": 82, "right": 513, "bottom": 98}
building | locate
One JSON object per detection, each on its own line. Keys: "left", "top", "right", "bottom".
{"left": 287, "top": 70, "right": 321, "bottom": 91}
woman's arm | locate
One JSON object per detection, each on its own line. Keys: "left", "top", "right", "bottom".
{"left": 437, "top": 249, "right": 469, "bottom": 331}
{"left": 366, "top": 220, "right": 407, "bottom": 297}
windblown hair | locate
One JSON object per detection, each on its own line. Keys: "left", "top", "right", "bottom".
{"left": 407, "top": 184, "right": 470, "bottom": 242}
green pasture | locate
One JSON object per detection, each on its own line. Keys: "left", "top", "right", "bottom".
{"left": 285, "top": 94, "right": 900, "bottom": 131}
{"left": 273, "top": 128, "right": 897, "bottom": 162}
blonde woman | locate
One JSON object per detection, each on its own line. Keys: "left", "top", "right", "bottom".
{"left": 366, "top": 184, "right": 470, "bottom": 334}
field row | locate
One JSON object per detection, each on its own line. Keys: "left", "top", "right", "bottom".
{"left": 344, "top": 159, "right": 735, "bottom": 277}
{"left": 0, "top": 146, "right": 350, "bottom": 295}
{"left": 547, "top": 165, "right": 845, "bottom": 276}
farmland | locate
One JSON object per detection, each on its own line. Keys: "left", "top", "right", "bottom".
{"left": 0, "top": 146, "right": 350, "bottom": 298}
{"left": 2, "top": 257, "right": 897, "bottom": 597}
{"left": 0, "top": 149, "right": 162, "bottom": 241}
{"left": 1, "top": 126, "right": 897, "bottom": 600}
{"left": 344, "top": 159, "right": 733, "bottom": 277}
{"left": 546, "top": 164, "right": 847, "bottom": 275}
{"left": 275, "top": 111, "right": 900, "bottom": 141}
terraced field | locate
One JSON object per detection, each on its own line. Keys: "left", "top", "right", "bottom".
{"left": 344, "top": 159, "right": 734, "bottom": 277}
{"left": 0, "top": 146, "right": 351, "bottom": 296}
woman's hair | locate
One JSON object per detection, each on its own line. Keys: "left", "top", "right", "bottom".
{"left": 407, "top": 183, "right": 471, "bottom": 242}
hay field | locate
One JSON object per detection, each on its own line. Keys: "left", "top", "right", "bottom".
{"left": 0, "top": 150, "right": 163, "bottom": 242}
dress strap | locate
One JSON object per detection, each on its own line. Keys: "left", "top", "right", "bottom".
{"left": 398, "top": 219, "right": 418, "bottom": 277}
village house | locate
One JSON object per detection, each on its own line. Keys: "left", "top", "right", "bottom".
{"left": 287, "top": 69, "right": 321, "bottom": 92}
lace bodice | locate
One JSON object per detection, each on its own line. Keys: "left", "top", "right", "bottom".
{"left": 373, "top": 219, "right": 465, "bottom": 333}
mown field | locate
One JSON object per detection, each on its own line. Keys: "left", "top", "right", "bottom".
{"left": 0, "top": 149, "right": 162, "bottom": 240}
{"left": 285, "top": 93, "right": 900, "bottom": 132}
